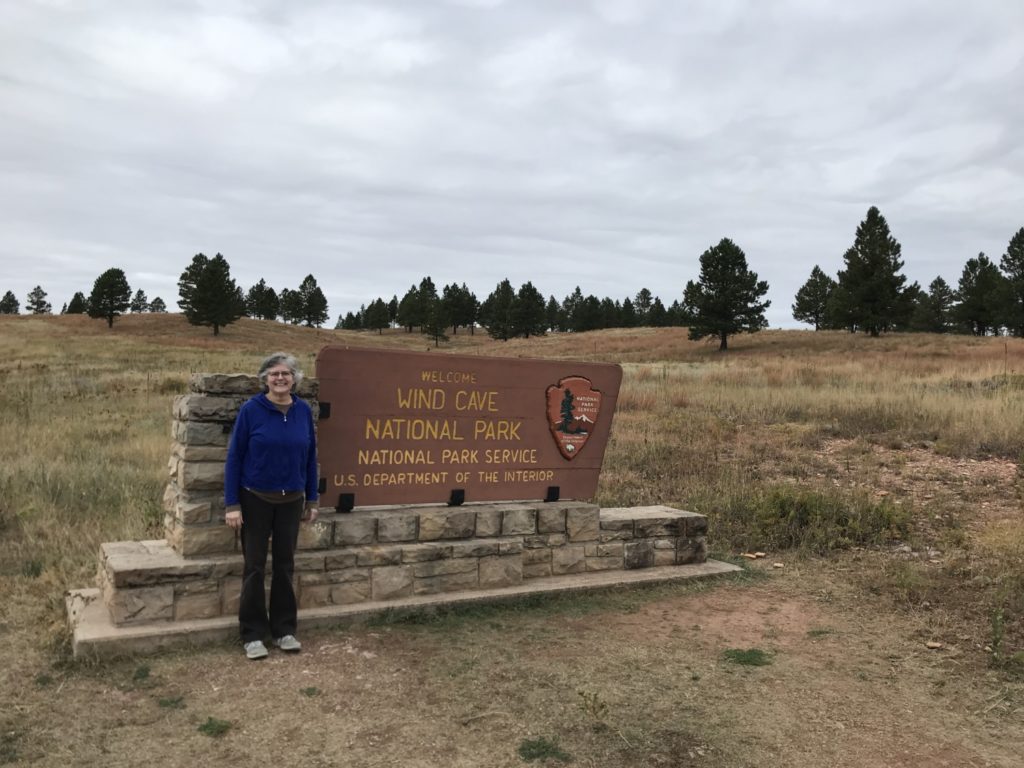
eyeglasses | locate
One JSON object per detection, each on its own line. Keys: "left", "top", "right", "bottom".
{"left": 268, "top": 371, "right": 293, "bottom": 378}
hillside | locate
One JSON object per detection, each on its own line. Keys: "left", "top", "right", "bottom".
{"left": 1, "top": 315, "right": 1022, "bottom": 767}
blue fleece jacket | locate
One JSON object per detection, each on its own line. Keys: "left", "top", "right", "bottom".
{"left": 223, "top": 393, "right": 319, "bottom": 507}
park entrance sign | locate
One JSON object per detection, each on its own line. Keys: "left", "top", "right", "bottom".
{"left": 315, "top": 347, "right": 623, "bottom": 509}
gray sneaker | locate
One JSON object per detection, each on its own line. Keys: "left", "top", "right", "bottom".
{"left": 273, "top": 634, "right": 302, "bottom": 652}
{"left": 244, "top": 640, "right": 269, "bottom": 660}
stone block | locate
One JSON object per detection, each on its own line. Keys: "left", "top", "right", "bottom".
{"left": 293, "top": 552, "right": 326, "bottom": 572}
{"left": 635, "top": 519, "right": 679, "bottom": 538}
{"left": 567, "top": 507, "right": 600, "bottom": 542}
{"left": 221, "top": 576, "right": 241, "bottom": 615}
{"left": 401, "top": 543, "right": 452, "bottom": 563}
{"left": 300, "top": 568, "right": 370, "bottom": 586}
{"left": 336, "top": 515, "right": 376, "bottom": 546}
{"left": 171, "top": 489, "right": 221, "bottom": 525}
{"left": 107, "top": 585, "right": 174, "bottom": 626}
{"left": 331, "top": 580, "right": 371, "bottom": 604}
{"left": 419, "top": 509, "right": 476, "bottom": 540}
{"left": 654, "top": 547, "right": 676, "bottom": 567}
{"left": 475, "top": 507, "right": 502, "bottom": 537}
{"left": 523, "top": 534, "right": 565, "bottom": 548}
{"left": 191, "top": 374, "right": 260, "bottom": 395}
{"left": 412, "top": 559, "right": 478, "bottom": 579}
{"left": 599, "top": 516, "right": 634, "bottom": 533}
{"left": 522, "top": 548, "right": 551, "bottom": 566}
{"left": 479, "top": 555, "right": 523, "bottom": 588}
{"left": 376, "top": 513, "right": 418, "bottom": 542}
{"left": 173, "top": 581, "right": 222, "bottom": 620}
{"left": 624, "top": 541, "right": 655, "bottom": 569}
{"left": 325, "top": 552, "right": 358, "bottom": 570}
{"left": 685, "top": 515, "right": 708, "bottom": 537}
{"left": 102, "top": 540, "right": 212, "bottom": 587}
{"left": 299, "top": 584, "right": 332, "bottom": 608}
{"left": 551, "top": 546, "right": 586, "bottom": 575}
{"left": 501, "top": 507, "right": 537, "bottom": 536}
{"left": 372, "top": 566, "right": 413, "bottom": 600}
{"left": 676, "top": 536, "right": 708, "bottom": 565}
{"left": 586, "top": 556, "right": 623, "bottom": 572}
{"left": 523, "top": 562, "right": 552, "bottom": 579}
{"left": 296, "top": 520, "right": 334, "bottom": 550}
{"left": 537, "top": 507, "right": 567, "bottom": 534}
{"left": 599, "top": 530, "right": 633, "bottom": 542}
{"left": 178, "top": 461, "right": 225, "bottom": 492}
{"left": 172, "top": 419, "right": 230, "bottom": 447}
{"left": 170, "top": 524, "right": 237, "bottom": 557}
{"left": 174, "top": 394, "right": 247, "bottom": 422}
{"left": 429, "top": 569, "right": 480, "bottom": 594}
{"left": 499, "top": 540, "right": 524, "bottom": 555}
{"left": 451, "top": 540, "right": 499, "bottom": 558}
{"left": 356, "top": 546, "right": 403, "bottom": 567}
{"left": 173, "top": 444, "right": 228, "bottom": 462}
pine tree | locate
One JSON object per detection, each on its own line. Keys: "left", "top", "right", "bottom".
{"left": 177, "top": 253, "right": 245, "bottom": 335}
{"left": 634, "top": 288, "right": 653, "bottom": 325}
{"left": 278, "top": 288, "right": 302, "bottom": 324}
{"left": 512, "top": 281, "right": 547, "bottom": 338}
{"left": 295, "top": 274, "right": 329, "bottom": 327}
{"left": 87, "top": 268, "right": 132, "bottom": 328}
{"left": 149, "top": 296, "right": 167, "bottom": 313}
{"left": 396, "top": 285, "right": 420, "bottom": 332}
{"left": 998, "top": 227, "right": 1024, "bottom": 336}
{"left": 792, "top": 265, "right": 837, "bottom": 330}
{"left": 835, "top": 207, "right": 910, "bottom": 336}
{"left": 130, "top": 289, "right": 149, "bottom": 313}
{"left": 66, "top": 292, "right": 88, "bottom": 314}
{"left": 562, "top": 287, "right": 584, "bottom": 331}
{"left": 545, "top": 296, "right": 563, "bottom": 332}
{"left": 421, "top": 295, "right": 450, "bottom": 347}
{"left": 245, "top": 279, "right": 280, "bottom": 320}
{"left": 364, "top": 298, "right": 390, "bottom": 334}
{"left": 620, "top": 297, "right": 637, "bottom": 328}
{"left": 0, "top": 290, "right": 19, "bottom": 314}
{"left": 908, "top": 277, "right": 955, "bottom": 333}
{"left": 648, "top": 297, "right": 668, "bottom": 327}
{"left": 681, "top": 238, "right": 770, "bottom": 350}
{"left": 480, "top": 279, "right": 516, "bottom": 341}
{"left": 955, "top": 253, "right": 1005, "bottom": 335}
{"left": 26, "top": 285, "right": 52, "bottom": 314}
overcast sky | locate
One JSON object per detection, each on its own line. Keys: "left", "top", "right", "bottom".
{"left": 2, "top": 0, "right": 1022, "bottom": 327}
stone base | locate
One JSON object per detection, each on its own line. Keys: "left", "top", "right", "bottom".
{"left": 68, "top": 559, "right": 740, "bottom": 659}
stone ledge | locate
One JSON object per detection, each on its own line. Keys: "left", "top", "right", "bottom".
{"left": 68, "top": 559, "right": 741, "bottom": 659}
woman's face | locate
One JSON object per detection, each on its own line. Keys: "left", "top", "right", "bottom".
{"left": 265, "top": 365, "right": 294, "bottom": 398}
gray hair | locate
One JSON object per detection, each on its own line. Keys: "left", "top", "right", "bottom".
{"left": 257, "top": 352, "right": 304, "bottom": 391}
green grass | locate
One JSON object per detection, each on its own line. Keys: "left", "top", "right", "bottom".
{"left": 722, "top": 648, "right": 773, "bottom": 666}
{"left": 197, "top": 717, "right": 231, "bottom": 738}
{"left": 518, "top": 736, "right": 572, "bottom": 763}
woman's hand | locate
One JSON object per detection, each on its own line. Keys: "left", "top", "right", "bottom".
{"left": 304, "top": 506, "right": 319, "bottom": 523}
{"left": 225, "top": 510, "right": 242, "bottom": 530}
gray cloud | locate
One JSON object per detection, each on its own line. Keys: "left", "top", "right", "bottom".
{"left": 2, "top": 0, "right": 1021, "bottom": 326}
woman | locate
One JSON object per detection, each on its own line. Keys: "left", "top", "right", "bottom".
{"left": 224, "top": 352, "right": 319, "bottom": 660}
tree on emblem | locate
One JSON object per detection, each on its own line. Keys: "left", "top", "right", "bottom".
{"left": 558, "top": 389, "right": 586, "bottom": 434}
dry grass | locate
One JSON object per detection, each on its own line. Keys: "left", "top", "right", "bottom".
{"left": 1, "top": 315, "right": 1023, "bottom": 766}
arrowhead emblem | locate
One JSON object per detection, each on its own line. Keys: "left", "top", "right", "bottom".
{"left": 546, "top": 376, "right": 602, "bottom": 460}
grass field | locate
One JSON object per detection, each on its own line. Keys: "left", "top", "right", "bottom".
{"left": 1, "top": 314, "right": 1022, "bottom": 766}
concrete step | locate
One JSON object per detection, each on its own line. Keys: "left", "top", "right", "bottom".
{"left": 69, "top": 558, "right": 741, "bottom": 659}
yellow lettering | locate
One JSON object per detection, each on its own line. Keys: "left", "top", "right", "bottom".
{"left": 454, "top": 389, "right": 500, "bottom": 412}
{"left": 441, "top": 448, "right": 479, "bottom": 464}
{"left": 365, "top": 418, "right": 464, "bottom": 441}
{"left": 396, "top": 387, "right": 446, "bottom": 410}
{"left": 473, "top": 419, "right": 522, "bottom": 440}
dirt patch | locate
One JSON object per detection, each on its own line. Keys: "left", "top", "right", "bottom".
{"left": 6, "top": 567, "right": 1023, "bottom": 768}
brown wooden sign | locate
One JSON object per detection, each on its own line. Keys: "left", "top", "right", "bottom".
{"left": 314, "top": 347, "right": 622, "bottom": 509}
